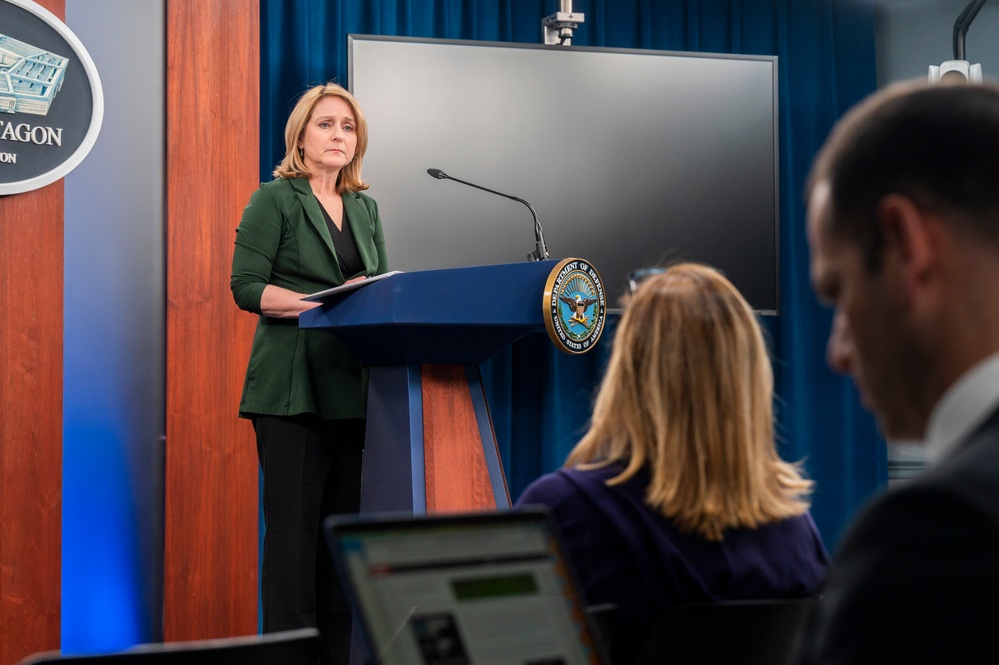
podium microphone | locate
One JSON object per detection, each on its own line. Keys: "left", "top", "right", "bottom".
{"left": 427, "top": 168, "right": 550, "bottom": 261}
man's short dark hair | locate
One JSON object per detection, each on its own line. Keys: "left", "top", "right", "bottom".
{"left": 808, "top": 80, "right": 999, "bottom": 269}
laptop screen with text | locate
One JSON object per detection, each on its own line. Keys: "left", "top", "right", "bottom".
{"left": 324, "top": 509, "right": 608, "bottom": 665}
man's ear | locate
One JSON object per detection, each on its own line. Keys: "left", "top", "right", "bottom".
{"left": 875, "top": 194, "right": 938, "bottom": 293}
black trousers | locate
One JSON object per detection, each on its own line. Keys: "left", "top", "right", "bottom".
{"left": 254, "top": 414, "right": 365, "bottom": 665}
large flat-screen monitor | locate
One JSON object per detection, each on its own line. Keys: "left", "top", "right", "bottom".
{"left": 348, "top": 36, "right": 779, "bottom": 313}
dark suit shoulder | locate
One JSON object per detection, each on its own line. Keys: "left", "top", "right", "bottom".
{"left": 801, "top": 457, "right": 999, "bottom": 664}
{"left": 932, "top": 412, "right": 999, "bottom": 513}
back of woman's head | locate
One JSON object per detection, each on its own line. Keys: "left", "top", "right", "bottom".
{"left": 567, "top": 263, "right": 811, "bottom": 540}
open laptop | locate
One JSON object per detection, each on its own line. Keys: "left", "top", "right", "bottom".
{"left": 324, "top": 508, "right": 610, "bottom": 665}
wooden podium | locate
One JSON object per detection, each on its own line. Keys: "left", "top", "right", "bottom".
{"left": 299, "top": 261, "right": 562, "bottom": 515}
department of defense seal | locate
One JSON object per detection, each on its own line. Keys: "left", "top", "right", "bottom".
{"left": 543, "top": 257, "right": 606, "bottom": 354}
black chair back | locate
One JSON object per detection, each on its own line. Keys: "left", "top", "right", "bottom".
{"left": 16, "top": 628, "right": 320, "bottom": 665}
{"left": 636, "top": 597, "right": 817, "bottom": 665}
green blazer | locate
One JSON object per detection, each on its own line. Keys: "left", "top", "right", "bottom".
{"left": 231, "top": 177, "right": 388, "bottom": 420}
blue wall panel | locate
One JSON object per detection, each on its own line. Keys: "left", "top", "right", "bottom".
{"left": 62, "top": 0, "right": 165, "bottom": 652}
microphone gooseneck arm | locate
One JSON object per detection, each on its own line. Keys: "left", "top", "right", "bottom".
{"left": 427, "top": 168, "right": 549, "bottom": 261}
{"left": 953, "top": 0, "right": 987, "bottom": 60}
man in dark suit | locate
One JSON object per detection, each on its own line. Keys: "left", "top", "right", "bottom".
{"left": 800, "top": 80, "right": 999, "bottom": 663}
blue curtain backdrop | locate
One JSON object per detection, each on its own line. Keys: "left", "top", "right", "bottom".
{"left": 259, "top": 0, "right": 887, "bottom": 549}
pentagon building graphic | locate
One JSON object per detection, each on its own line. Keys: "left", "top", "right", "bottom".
{"left": 0, "top": 33, "right": 69, "bottom": 115}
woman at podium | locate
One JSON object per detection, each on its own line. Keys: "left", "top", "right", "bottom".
{"left": 517, "top": 263, "right": 828, "bottom": 665}
{"left": 230, "top": 82, "right": 388, "bottom": 665}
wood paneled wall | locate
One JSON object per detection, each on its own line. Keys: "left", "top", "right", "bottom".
{"left": 163, "top": 0, "right": 260, "bottom": 640}
{"left": 0, "top": 186, "right": 64, "bottom": 664}
{"left": 0, "top": 3, "right": 65, "bottom": 663}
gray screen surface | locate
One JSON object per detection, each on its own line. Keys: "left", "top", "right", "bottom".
{"left": 349, "top": 36, "right": 778, "bottom": 312}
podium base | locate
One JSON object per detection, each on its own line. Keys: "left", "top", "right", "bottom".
{"left": 360, "top": 364, "right": 511, "bottom": 514}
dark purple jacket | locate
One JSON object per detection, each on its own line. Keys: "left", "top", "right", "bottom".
{"left": 516, "top": 464, "right": 830, "bottom": 664}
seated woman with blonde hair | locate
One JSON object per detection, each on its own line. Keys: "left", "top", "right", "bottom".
{"left": 516, "top": 263, "right": 829, "bottom": 665}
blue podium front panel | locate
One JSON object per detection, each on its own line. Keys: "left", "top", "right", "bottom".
{"left": 300, "top": 261, "right": 558, "bottom": 365}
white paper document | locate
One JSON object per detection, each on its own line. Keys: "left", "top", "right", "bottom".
{"left": 302, "top": 271, "right": 403, "bottom": 302}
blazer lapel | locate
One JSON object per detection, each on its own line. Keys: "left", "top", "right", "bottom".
{"left": 289, "top": 177, "right": 337, "bottom": 258}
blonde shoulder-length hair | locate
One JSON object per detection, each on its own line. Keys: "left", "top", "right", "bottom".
{"left": 566, "top": 262, "right": 812, "bottom": 541}
{"left": 272, "top": 82, "right": 370, "bottom": 193}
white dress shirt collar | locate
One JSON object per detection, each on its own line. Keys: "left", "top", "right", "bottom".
{"left": 925, "top": 351, "right": 999, "bottom": 464}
